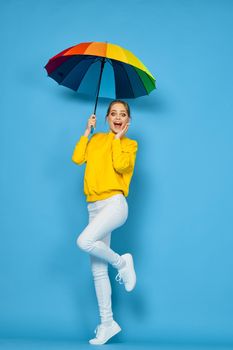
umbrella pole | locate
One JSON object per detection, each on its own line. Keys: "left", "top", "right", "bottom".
{"left": 91, "top": 57, "right": 106, "bottom": 133}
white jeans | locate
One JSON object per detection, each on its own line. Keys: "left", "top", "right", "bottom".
{"left": 76, "top": 193, "right": 128, "bottom": 325}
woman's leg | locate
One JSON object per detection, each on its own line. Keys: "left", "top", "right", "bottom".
{"left": 83, "top": 195, "right": 127, "bottom": 327}
{"left": 90, "top": 234, "right": 114, "bottom": 326}
{"left": 88, "top": 204, "right": 113, "bottom": 326}
{"left": 76, "top": 194, "right": 128, "bottom": 269}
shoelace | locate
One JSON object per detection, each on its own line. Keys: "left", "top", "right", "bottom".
{"left": 115, "top": 272, "right": 125, "bottom": 284}
{"left": 94, "top": 325, "right": 100, "bottom": 337}
{"left": 94, "top": 324, "right": 105, "bottom": 338}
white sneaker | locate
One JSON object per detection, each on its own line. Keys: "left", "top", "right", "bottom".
{"left": 89, "top": 320, "right": 121, "bottom": 345}
{"left": 115, "top": 253, "right": 136, "bottom": 292}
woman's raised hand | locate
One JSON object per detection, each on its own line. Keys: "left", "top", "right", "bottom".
{"left": 84, "top": 114, "right": 96, "bottom": 137}
{"left": 114, "top": 122, "right": 130, "bottom": 139}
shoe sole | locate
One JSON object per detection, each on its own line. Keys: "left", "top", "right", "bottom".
{"left": 124, "top": 253, "right": 136, "bottom": 292}
{"left": 89, "top": 324, "right": 121, "bottom": 345}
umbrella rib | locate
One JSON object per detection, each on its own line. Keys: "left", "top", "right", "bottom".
{"left": 111, "top": 59, "right": 150, "bottom": 97}
{"left": 106, "top": 58, "right": 113, "bottom": 66}
{"left": 58, "top": 56, "right": 98, "bottom": 87}
{"left": 132, "top": 66, "right": 150, "bottom": 96}
{"left": 74, "top": 57, "right": 103, "bottom": 92}
{"left": 118, "top": 61, "right": 135, "bottom": 98}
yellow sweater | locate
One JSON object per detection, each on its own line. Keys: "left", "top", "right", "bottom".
{"left": 72, "top": 130, "right": 138, "bottom": 202}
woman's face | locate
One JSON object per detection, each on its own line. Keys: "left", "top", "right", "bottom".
{"left": 107, "top": 103, "right": 130, "bottom": 134}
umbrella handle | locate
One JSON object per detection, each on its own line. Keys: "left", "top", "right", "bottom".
{"left": 90, "top": 105, "right": 96, "bottom": 134}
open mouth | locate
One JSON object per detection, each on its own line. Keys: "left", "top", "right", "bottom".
{"left": 113, "top": 122, "right": 122, "bottom": 127}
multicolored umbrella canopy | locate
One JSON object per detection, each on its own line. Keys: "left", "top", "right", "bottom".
{"left": 44, "top": 41, "right": 156, "bottom": 132}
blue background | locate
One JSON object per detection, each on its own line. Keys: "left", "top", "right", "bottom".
{"left": 1, "top": 0, "right": 233, "bottom": 347}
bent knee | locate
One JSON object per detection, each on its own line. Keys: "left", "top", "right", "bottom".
{"left": 76, "top": 234, "right": 92, "bottom": 251}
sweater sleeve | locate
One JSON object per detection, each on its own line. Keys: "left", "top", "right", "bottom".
{"left": 72, "top": 135, "right": 89, "bottom": 165}
{"left": 112, "top": 138, "right": 138, "bottom": 174}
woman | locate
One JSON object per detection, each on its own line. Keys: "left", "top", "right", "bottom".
{"left": 72, "top": 99, "right": 138, "bottom": 345}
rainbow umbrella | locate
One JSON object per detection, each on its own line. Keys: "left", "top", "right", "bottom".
{"left": 44, "top": 41, "right": 156, "bottom": 133}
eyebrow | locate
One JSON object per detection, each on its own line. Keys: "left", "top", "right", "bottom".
{"left": 111, "top": 110, "right": 126, "bottom": 112}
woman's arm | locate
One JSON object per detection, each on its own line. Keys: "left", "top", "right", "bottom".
{"left": 72, "top": 134, "right": 89, "bottom": 165}
{"left": 71, "top": 114, "right": 96, "bottom": 165}
{"left": 112, "top": 139, "right": 138, "bottom": 174}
